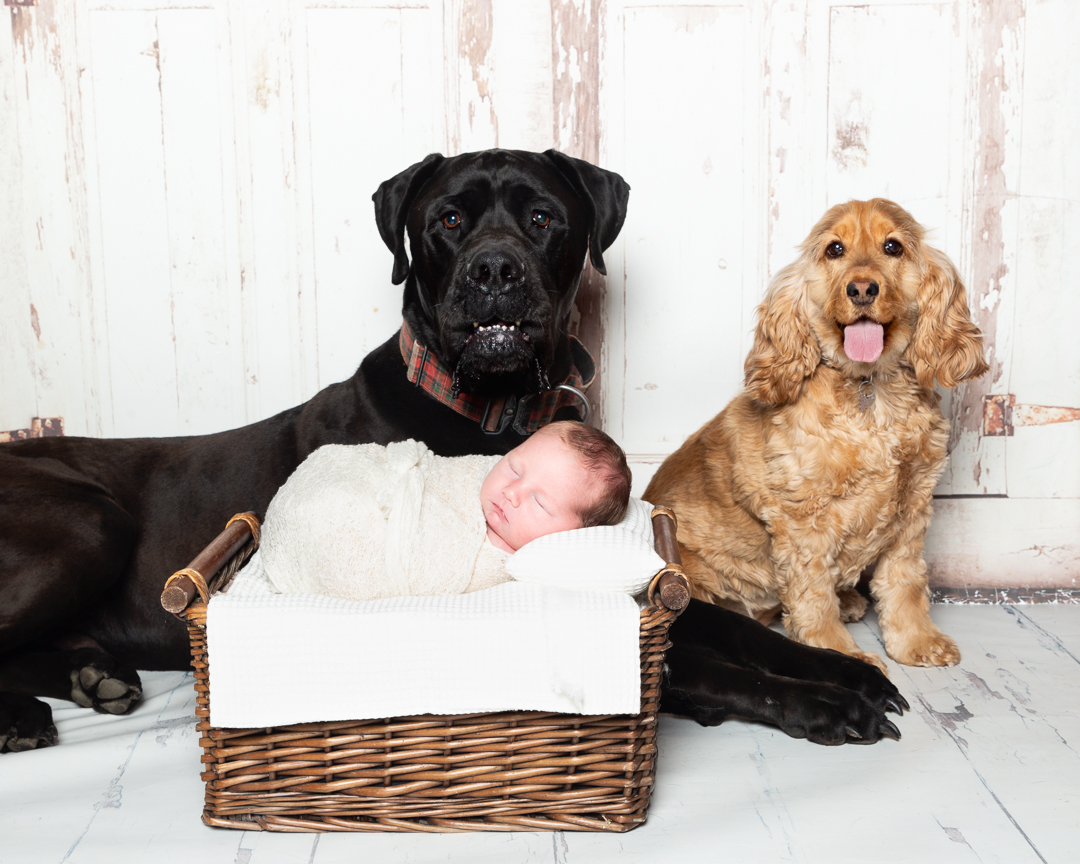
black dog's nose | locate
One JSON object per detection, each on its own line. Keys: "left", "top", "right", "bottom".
{"left": 846, "top": 281, "right": 879, "bottom": 304}
{"left": 468, "top": 250, "right": 526, "bottom": 294}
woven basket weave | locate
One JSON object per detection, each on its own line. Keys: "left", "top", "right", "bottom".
{"left": 162, "top": 507, "right": 689, "bottom": 833}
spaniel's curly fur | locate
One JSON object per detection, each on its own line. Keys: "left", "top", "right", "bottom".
{"left": 644, "top": 200, "right": 988, "bottom": 672}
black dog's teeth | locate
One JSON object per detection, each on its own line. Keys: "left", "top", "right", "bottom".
{"left": 473, "top": 321, "right": 524, "bottom": 337}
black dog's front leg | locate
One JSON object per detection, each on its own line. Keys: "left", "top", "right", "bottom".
{"left": 0, "top": 643, "right": 144, "bottom": 752}
{"left": 0, "top": 693, "right": 58, "bottom": 752}
{"left": 661, "top": 642, "right": 901, "bottom": 745}
{"left": 0, "top": 646, "right": 142, "bottom": 716}
{"left": 671, "top": 599, "right": 909, "bottom": 716}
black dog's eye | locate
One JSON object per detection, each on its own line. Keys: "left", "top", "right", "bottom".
{"left": 441, "top": 211, "right": 461, "bottom": 229}
{"left": 883, "top": 239, "right": 903, "bottom": 257}
{"left": 532, "top": 210, "right": 552, "bottom": 228}
{"left": 825, "top": 241, "right": 844, "bottom": 259}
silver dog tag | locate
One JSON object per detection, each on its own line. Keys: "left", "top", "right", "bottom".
{"left": 858, "top": 378, "right": 875, "bottom": 413}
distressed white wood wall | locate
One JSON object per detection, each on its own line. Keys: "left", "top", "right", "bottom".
{"left": 1, "top": 0, "right": 1077, "bottom": 588}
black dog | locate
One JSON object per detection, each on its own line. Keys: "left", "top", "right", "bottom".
{"left": 0, "top": 148, "right": 903, "bottom": 752}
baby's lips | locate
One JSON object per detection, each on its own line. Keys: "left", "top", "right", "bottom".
{"left": 487, "top": 502, "right": 506, "bottom": 525}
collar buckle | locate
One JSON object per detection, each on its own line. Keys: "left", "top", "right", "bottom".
{"left": 481, "top": 395, "right": 520, "bottom": 435}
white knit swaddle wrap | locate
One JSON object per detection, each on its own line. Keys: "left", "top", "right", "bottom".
{"left": 261, "top": 441, "right": 502, "bottom": 601}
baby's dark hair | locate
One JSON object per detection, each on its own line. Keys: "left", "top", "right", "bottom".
{"left": 540, "top": 420, "right": 632, "bottom": 528}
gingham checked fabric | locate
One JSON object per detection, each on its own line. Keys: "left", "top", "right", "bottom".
{"left": 398, "top": 320, "right": 593, "bottom": 434}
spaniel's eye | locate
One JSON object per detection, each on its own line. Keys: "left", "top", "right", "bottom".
{"left": 825, "top": 241, "right": 844, "bottom": 259}
{"left": 532, "top": 210, "right": 551, "bottom": 228}
{"left": 441, "top": 211, "right": 461, "bottom": 229}
{"left": 883, "top": 239, "right": 903, "bottom": 257}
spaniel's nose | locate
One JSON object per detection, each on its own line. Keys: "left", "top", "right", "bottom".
{"left": 846, "top": 281, "right": 879, "bottom": 305}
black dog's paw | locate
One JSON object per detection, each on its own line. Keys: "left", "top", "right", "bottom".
{"left": 69, "top": 650, "right": 142, "bottom": 715}
{"left": 0, "top": 693, "right": 59, "bottom": 753}
{"left": 780, "top": 682, "right": 901, "bottom": 746}
{"left": 813, "top": 649, "right": 910, "bottom": 716}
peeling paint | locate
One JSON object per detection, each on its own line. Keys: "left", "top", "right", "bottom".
{"left": 250, "top": 52, "right": 273, "bottom": 112}
{"left": 963, "top": 671, "right": 1006, "bottom": 701}
{"left": 952, "top": 0, "right": 1026, "bottom": 462}
{"left": 10, "top": 5, "right": 34, "bottom": 65}
{"left": 933, "top": 587, "right": 1080, "bottom": 605}
{"left": 551, "top": 0, "right": 605, "bottom": 426}
{"left": 551, "top": 0, "right": 601, "bottom": 165}
{"left": 831, "top": 90, "right": 869, "bottom": 170}
{"left": 832, "top": 118, "right": 868, "bottom": 171}
{"left": 460, "top": 0, "right": 496, "bottom": 145}
{"left": 920, "top": 695, "right": 974, "bottom": 732}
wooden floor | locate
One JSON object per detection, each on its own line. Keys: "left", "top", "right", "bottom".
{"left": 2, "top": 604, "right": 1078, "bottom": 863}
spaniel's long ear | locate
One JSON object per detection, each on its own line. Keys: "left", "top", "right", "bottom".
{"left": 907, "top": 247, "right": 989, "bottom": 389}
{"left": 372, "top": 153, "right": 445, "bottom": 285}
{"left": 543, "top": 149, "right": 631, "bottom": 275}
{"left": 744, "top": 262, "right": 821, "bottom": 405}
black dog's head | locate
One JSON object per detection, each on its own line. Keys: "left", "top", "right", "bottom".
{"left": 373, "top": 149, "right": 630, "bottom": 398}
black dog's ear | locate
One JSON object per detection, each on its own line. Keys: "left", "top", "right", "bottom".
{"left": 543, "top": 149, "right": 630, "bottom": 276}
{"left": 372, "top": 153, "right": 446, "bottom": 285}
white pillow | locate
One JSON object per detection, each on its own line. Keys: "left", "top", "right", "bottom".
{"left": 505, "top": 497, "right": 665, "bottom": 595}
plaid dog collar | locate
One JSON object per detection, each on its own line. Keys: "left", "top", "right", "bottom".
{"left": 398, "top": 320, "right": 594, "bottom": 435}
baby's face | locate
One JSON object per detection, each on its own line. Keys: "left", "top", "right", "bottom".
{"left": 480, "top": 430, "right": 593, "bottom": 552}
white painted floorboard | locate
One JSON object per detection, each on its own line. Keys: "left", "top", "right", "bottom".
{"left": 2, "top": 605, "right": 1078, "bottom": 864}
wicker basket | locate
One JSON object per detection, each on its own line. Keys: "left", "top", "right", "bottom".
{"left": 161, "top": 506, "right": 690, "bottom": 833}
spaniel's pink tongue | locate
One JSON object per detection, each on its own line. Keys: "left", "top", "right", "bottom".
{"left": 843, "top": 319, "right": 884, "bottom": 363}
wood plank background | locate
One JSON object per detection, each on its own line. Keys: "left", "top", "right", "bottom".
{"left": 1, "top": 0, "right": 1077, "bottom": 589}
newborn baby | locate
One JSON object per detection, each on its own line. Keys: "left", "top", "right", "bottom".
{"left": 261, "top": 421, "right": 630, "bottom": 601}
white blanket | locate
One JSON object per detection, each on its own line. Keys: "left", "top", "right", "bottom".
{"left": 206, "top": 550, "right": 642, "bottom": 728}
{"left": 262, "top": 441, "right": 502, "bottom": 601}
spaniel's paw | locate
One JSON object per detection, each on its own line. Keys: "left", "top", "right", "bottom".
{"left": 889, "top": 632, "right": 961, "bottom": 667}
{"left": 69, "top": 650, "right": 143, "bottom": 715}
{"left": 837, "top": 588, "right": 869, "bottom": 623}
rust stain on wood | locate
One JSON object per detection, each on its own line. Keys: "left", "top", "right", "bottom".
{"left": 0, "top": 417, "right": 64, "bottom": 443}
{"left": 1013, "top": 404, "right": 1080, "bottom": 427}
{"left": 551, "top": 0, "right": 606, "bottom": 427}
{"left": 982, "top": 394, "right": 1080, "bottom": 436}
{"left": 982, "top": 394, "right": 1011, "bottom": 436}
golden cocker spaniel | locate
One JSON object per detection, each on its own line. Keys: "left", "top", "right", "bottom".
{"left": 644, "top": 199, "right": 988, "bottom": 673}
